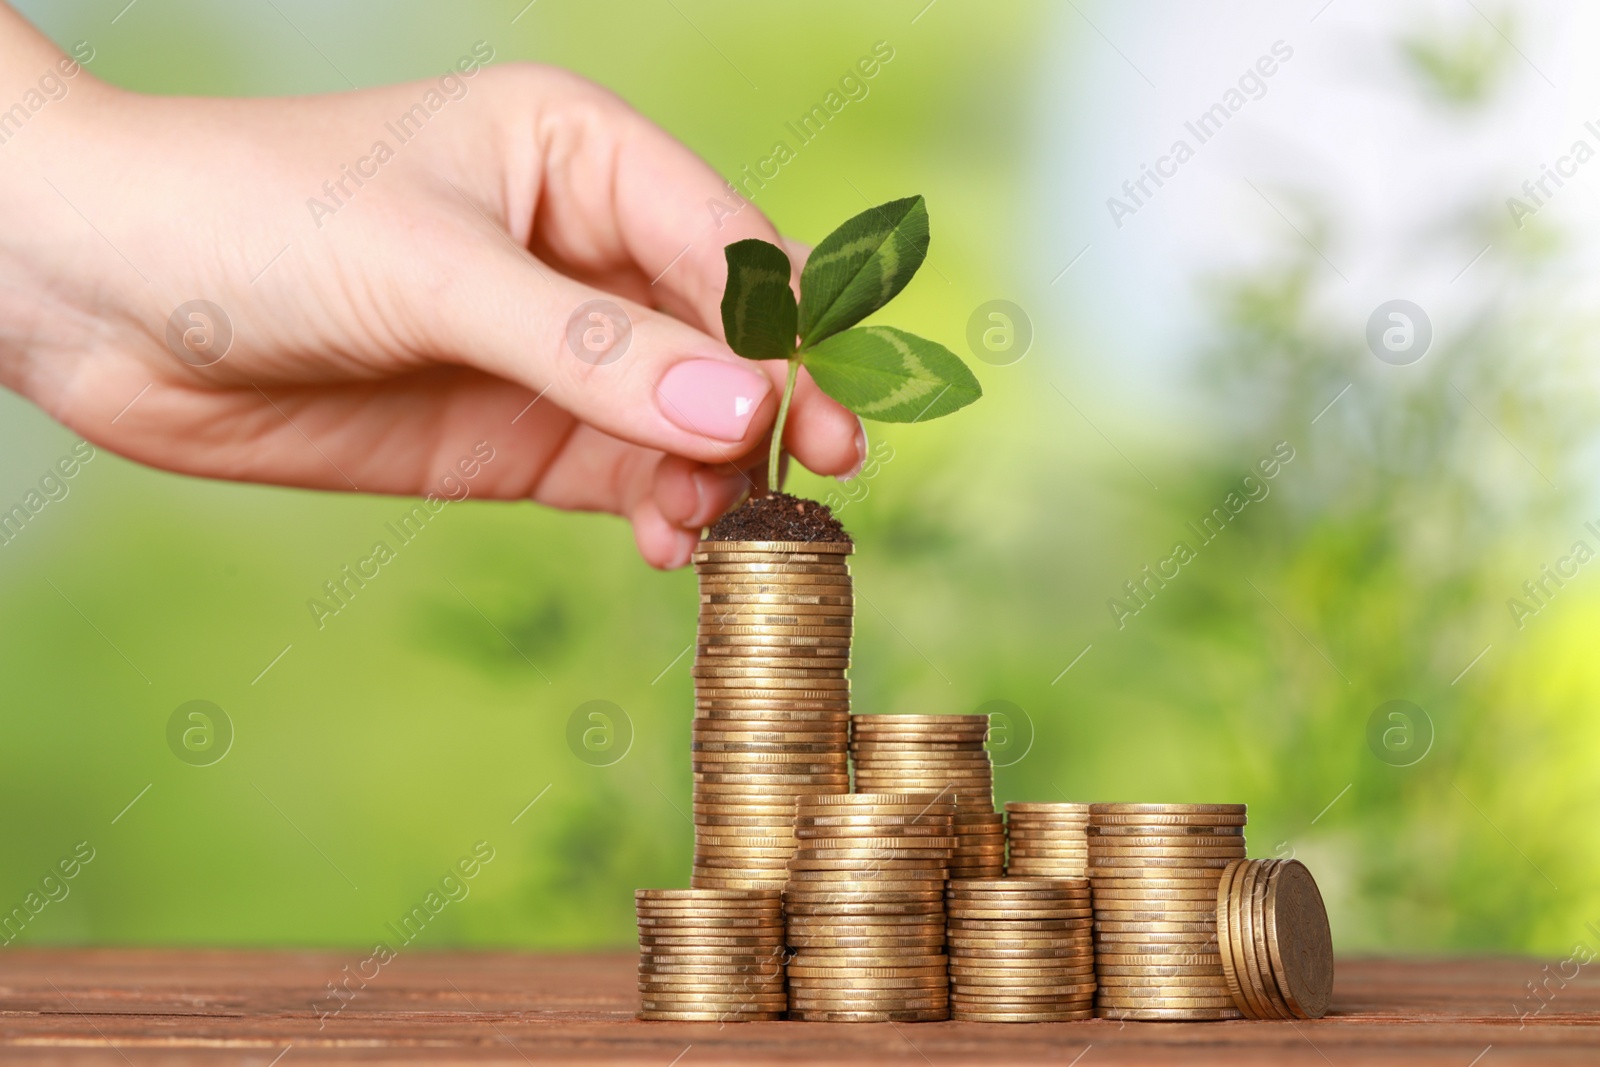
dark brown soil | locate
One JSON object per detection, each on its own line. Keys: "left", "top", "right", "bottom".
{"left": 705, "top": 492, "right": 851, "bottom": 543}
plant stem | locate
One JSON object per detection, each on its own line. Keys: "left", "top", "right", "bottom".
{"left": 768, "top": 358, "right": 800, "bottom": 492}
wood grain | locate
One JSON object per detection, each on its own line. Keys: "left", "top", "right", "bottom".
{"left": 0, "top": 950, "right": 1595, "bottom": 1064}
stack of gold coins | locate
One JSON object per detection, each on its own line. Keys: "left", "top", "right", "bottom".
{"left": 1217, "top": 858, "right": 1334, "bottom": 1020}
{"left": 784, "top": 793, "right": 956, "bottom": 1021}
{"left": 946, "top": 878, "right": 1096, "bottom": 1021}
{"left": 692, "top": 540, "right": 853, "bottom": 890}
{"left": 635, "top": 889, "right": 788, "bottom": 1021}
{"left": 1087, "top": 803, "right": 1248, "bottom": 1021}
{"left": 1004, "top": 802, "right": 1090, "bottom": 878}
{"left": 850, "top": 715, "right": 1000, "bottom": 877}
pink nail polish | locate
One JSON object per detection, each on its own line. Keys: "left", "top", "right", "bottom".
{"left": 656, "top": 359, "right": 770, "bottom": 443}
{"left": 838, "top": 423, "right": 868, "bottom": 482}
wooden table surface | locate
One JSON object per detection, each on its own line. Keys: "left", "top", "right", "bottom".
{"left": 0, "top": 950, "right": 1595, "bottom": 1065}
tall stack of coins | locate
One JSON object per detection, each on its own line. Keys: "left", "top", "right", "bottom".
{"left": 1217, "top": 859, "right": 1334, "bottom": 1020}
{"left": 946, "top": 878, "right": 1096, "bottom": 1021}
{"left": 635, "top": 889, "right": 788, "bottom": 1021}
{"left": 784, "top": 793, "right": 956, "bottom": 1021}
{"left": 1087, "top": 803, "right": 1248, "bottom": 1021}
{"left": 1004, "top": 802, "right": 1090, "bottom": 878}
{"left": 850, "top": 715, "right": 1001, "bottom": 878}
{"left": 692, "top": 541, "right": 853, "bottom": 890}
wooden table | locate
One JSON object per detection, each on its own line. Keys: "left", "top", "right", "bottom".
{"left": 1, "top": 950, "right": 1595, "bottom": 1064}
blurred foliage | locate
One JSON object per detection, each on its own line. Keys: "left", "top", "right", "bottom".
{"left": 0, "top": 0, "right": 1593, "bottom": 962}
{"left": 1401, "top": 13, "right": 1514, "bottom": 107}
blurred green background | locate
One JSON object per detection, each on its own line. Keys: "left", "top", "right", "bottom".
{"left": 0, "top": 0, "right": 1592, "bottom": 959}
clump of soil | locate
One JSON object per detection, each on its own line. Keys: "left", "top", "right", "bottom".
{"left": 705, "top": 492, "right": 851, "bottom": 543}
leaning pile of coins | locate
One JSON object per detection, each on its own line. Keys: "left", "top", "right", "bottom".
{"left": 946, "top": 878, "right": 1096, "bottom": 1021}
{"left": 784, "top": 793, "right": 956, "bottom": 1021}
{"left": 851, "top": 714, "right": 1002, "bottom": 878}
{"left": 691, "top": 541, "right": 853, "bottom": 890}
{"left": 1217, "top": 858, "right": 1334, "bottom": 1020}
{"left": 635, "top": 889, "right": 788, "bottom": 1021}
{"left": 1087, "top": 803, "right": 1248, "bottom": 1021}
{"left": 1004, "top": 802, "right": 1090, "bottom": 878}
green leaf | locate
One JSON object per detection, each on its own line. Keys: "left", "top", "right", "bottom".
{"left": 800, "top": 326, "right": 981, "bottom": 423}
{"left": 719, "top": 239, "right": 796, "bottom": 360}
{"left": 797, "top": 196, "right": 929, "bottom": 347}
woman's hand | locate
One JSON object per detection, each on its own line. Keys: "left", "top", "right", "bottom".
{"left": 0, "top": 12, "right": 863, "bottom": 568}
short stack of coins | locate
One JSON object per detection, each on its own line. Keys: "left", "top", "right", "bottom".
{"left": 946, "top": 878, "right": 1096, "bottom": 1021}
{"left": 692, "top": 540, "right": 853, "bottom": 890}
{"left": 1004, "top": 802, "right": 1091, "bottom": 878}
{"left": 1087, "top": 803, "right": 1248, "bottom": 1021}
{"left": 635, "top": 889, "right": 788, "bottom": 1021}
{"left": 850, "top": 714, "right": 1002, "bottom": 878}
{"left": 784, "top": 793, "right": 956, "bottom": 1021}
{"left": 1216, "top": 858, "right": 1335, "bottom": 1020}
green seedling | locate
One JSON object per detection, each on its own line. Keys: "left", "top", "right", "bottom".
{"left": 719, "top": 195, "right": 982, "bottom": 490}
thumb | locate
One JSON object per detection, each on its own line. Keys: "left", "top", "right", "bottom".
{"left": 429, "top": 242, "right": 777, "bottom": 466}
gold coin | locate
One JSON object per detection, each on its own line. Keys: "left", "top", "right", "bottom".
{"left": 787, "top": 997, "right": 949, "bottom": 1012}
{"left": 947, "top": 909, "right": 1091, "bottom": 922}
{"left": 1091, "top": 803, "right": 1245, "bottom": 815}
{"left": 636, "top": 907, "right": 786, "bottom": 919}
{"left": 946, "top": 915, "right": 1092, "bottom": 929}
{"left": 1261, "top": 859, "right": 1335, "bottom": 1020}
{"left": 692, "top": 750, "right": 846, "bottom": 765}
{"left": 951, "top": 976, "right": 1096, "bottom": 989}
{"left": 1088, "top": 835, "right": 1246, "bottom": 850}
{"left": 1090, "top": 877, "right": 1222, "bottom": 891}
{"left": 697, "top": 577, "right": 853, "bottom": 590}
{"left": 640, "top": 997, "right": 789, "bottom": 1010}
{"left": 640, "top": 975, "right": 786, "bottom": 989}
{"left": 1088, "top": 819, "right": 1248, "bottom": 831}
{"left": 795, "top": 822, "right": 954, "bottom": 837}
{"left": 694, "top": 550, "right": 852, "bottom": 564}
{"left": 636, "top": 888, "right": 782, "bottom": 901}
{"left": 693, "top": 735, "right": 850, "bottom": 748}
{"left": 637, "top": 915, "right": 784, "bottom": 928}
{"left": 695, "top": 676, "right": 851, "bottom": 692}
{"left": 637, "top": 1009, "right": 786, "bottom": 1021}
{"left": 1094, "top": 919, "right": 1219, "bottom": 933}
{"left": 1094, "top": 1008, "right": 1242, "bottom": 1022}
{"left": 638, "top": 965, "right": 786, "bottom": 977}
{"left": 1249, "top": 860, "right": 1294, "bottom": 1019}
{"left": 693, "top": 561, "right": 852, "bottom": 574}
{"left": 1089, "top": 846, "right": 1247, "bottom": 860}
{"left": 853, "top": 714, "right": 987, "bottom": 726}
{"left": 1236, "top": 858, "right": 1282, "bottom": 1019}
{"left": 784, "top": 898, "right": 945, "bottom": 912}
{"left": 952, "top": 878, "right": 1089, "bottom": 892}
{"left": 950, "top": 948, "right": 1096, "bottom": 962}
{"left": 697, "top": 691, "right": 851, "bottom": 705}
{"left": 637, "top": 952, "right": 787, "bottom": 965}
{"left": 695, "top": 661, "right": 851, "bottom": 676}
{"left": 693, "top": 743, "right": 845, "bottom": 757}
{"left": 695, "top": 669, "right": 851, "bottom": 685}
{"left": 952, "top": 995, "right": 1099, "bottom": 1008}
{"left": 1095, "top": 975, "right": 1230, "bottom": 991}
{"left": 702, "top": 589, "right": 854, "bottom": 604}
{"left": 695, "top": 704, "right": 850, "bottom": 716}
{"left": 788, "top": 937, "right": 948, "bottom": 951}
{"left": 1215, "top": 857, "right": 1256, "bottom": 1018}
{"left": 1094, "top": 996, "right": 1238, "bottom": 1010}
{"left": 693, "top": 770, "right": 850, "bottom": 783}
{"left": 784, "top": 962, "right": 948, "bottom": 978}
{"left": 786, "top": 1009, "right": 950, "bottom": 1023}
{"left": 797, "top": 794, "right": 956, "bottom": 809}
{"left": 785, "top": 876, "right": 948, "bottom": 891}
{"left": 794, "top": 834, "right": 960, "bottom": 848}
{"left": 1096, "top": 952, "right": 1222, "bottom": 967}
{"left": 1005, "top": 802, "right": 1090, "bottom": 813}
{"left": 948, "top": 961, "right": 1096, "bottom": 974}
{"left": 951, "top": 1009, "right": 1095, "bottom": 1022}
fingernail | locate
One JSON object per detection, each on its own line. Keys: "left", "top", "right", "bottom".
{"left": 838, "top": 422, "right": 868, "bottom": 482}
{"left": 656, "top": 359, "right": 770, "bottom": 443}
